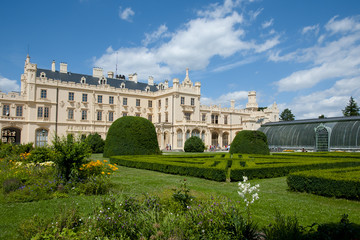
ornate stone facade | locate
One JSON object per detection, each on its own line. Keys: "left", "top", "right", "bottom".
{"left": 0, "top": 56, "right": 279, "bottom": 150}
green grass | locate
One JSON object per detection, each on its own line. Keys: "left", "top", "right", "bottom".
{"left": 1, "top": 153, "right": 360, "bottom": 239}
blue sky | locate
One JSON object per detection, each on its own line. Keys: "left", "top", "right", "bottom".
{"left": 1, "top": 0, "right": 360, "bottom": 119}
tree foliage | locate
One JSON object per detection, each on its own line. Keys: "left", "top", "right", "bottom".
{"left": 280, "top": 108, "right": 295, "bottom": 121}
{"left": 103, "top": 116, "right": 161, "bottom": 157}
{"left": 184, "top": 136, "right": 205, "bottom": 152}
{"left": 85, "top": 133, "right": 105, "bottom": 153}
{"left": 342, "top": 96, "right": 360, "bottom": 117}
{"left": 229, "top": 130, "right": 270, "bottom": 155}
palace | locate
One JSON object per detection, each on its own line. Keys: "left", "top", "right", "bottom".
{"left": 0, "top": 55, "right": 279, "bottom": 150}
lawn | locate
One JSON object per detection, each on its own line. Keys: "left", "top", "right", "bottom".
{"left": 1, "top": 153, "right": 360, "bottom": 239}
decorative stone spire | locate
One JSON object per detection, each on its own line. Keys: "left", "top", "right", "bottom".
{"left": 183, "top": 68, "right": 192, "bottom": 85}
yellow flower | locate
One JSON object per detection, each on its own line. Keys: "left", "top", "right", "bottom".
{"left": 103, "top": 160, "right": 108, "bottom": 163}
{"left": 101, "top": 171, "right": 105, "bottom": 175}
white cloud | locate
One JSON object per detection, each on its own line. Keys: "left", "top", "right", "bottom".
{"left": 287, "top": 77, "right": 360, "bottom": 119}
{"left": 0, "top": 75, "right": 20, "bottom": 93}
{"left": 249, "top": 8, "right": 263, "bottom": 20}
{"left": 94, "top": 0, "right": 279, "bottom": 81}
{"left": 326, "top": 15, "right": 360, "bottom": 34}
{"left": 142, "top": 25, "right": 169, "bottom": 46}
{"left": 262, "top": 18, "right": 273, "bottom": 29}
{"left": 301, "top": 24, "right": 319, "bottom": 35}
{"left": 201, "top": 90, "right": 248, "bottom": 107}
{"left": 119, "top": 7, "right": 135, "bottom": 22}
{"left": 273, "top": 16, "right": 360, "bottom": 92}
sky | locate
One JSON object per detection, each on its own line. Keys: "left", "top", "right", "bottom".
{"left": 0, "top": 0, "right": 360, "bottom": 119}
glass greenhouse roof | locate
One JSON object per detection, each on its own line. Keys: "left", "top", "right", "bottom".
{"left": 258, "top": 116, "right": 360, "bottom": 150}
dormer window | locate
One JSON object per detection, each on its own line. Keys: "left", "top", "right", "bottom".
{"left": 81, "top": 76, "right": 86, "bottom": 84}
{"left": 120, "top": 82, "right": 125, "bottom": 89}
{"left": 99, "top": 76, "right": 107, "bottom": 85}
{"left": 158, "top": 83, "right": 164, "bottom": 90}
{"left": 145, "top": 86, "right": 150, "bottom": 92}
{"left": 40, "top": 72, "right": 46, "bottom": 78}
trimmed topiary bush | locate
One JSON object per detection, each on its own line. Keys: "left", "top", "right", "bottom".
{"left": 184, "top": 136, "right": 205, "bottom": 152}
{"left": 85, "top": 133, "right": 105, "bottom": 153}
{"left": 103, "top": 116, "right": 160, "bottom": 157}
{"left": 230, "top": 130, "right": 270, "bottom": 155}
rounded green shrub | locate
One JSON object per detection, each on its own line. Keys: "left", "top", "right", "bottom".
{"left": 184, "top": 136, "right": 205, "bottom": 152}
{"left": 85, "top": 133, "right": 105, "bottom": 153}
{"left": 229, "top": 130, "right": 270, "bottom": 155}
{"left": 103, "top": 116, "right": 161, "bottom": 157}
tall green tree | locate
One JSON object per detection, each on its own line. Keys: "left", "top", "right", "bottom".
{"left": 342, "top": 96, "right": 360, "bottom": 117}
{"left": 280, "top": 108, "right": 295, "bottom": 121}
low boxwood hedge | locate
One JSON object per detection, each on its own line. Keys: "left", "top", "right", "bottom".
{"left": 110, "top": 155, "right": 228, "bottom": 181}
{"left": 287, "top": 167, "right": 360, "bottom": 200}
{"left": 230, "top": 156, "right": 360, "bottom": 181}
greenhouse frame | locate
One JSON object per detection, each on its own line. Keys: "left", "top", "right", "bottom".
{"left": 258, "top": 116, "right": 360, "bottom": 152}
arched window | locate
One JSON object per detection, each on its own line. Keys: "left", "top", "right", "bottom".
{"left": 40, "top": 72, "right": 46, "bottom": 78}
{"left": 145, "top": 86, "right": 150, "bottom": 92}
{"left": 177, "top": 130, "right": 183, "bottom": 148}
{"left": 120, "top": 82, "right": 125, "bottom": 89}
{"left": 192, "top": 129, "right": 200, "bottom": 138}
{"left": 222, "top": 132, "right": 229, "bottom": 147}
{"left": 81, "top": 76, "right": 86, "bottom": 84}
{"left": 186, "top": 130, "right": 190, "bottom": 140}
{"left": 211, "top": 132, "right": 218, "bottom": 146}
{"left": 99, "top": 77, "right": 107, "bottom": 85}
{"left": 36, "top": 129, "right": 48, "bottom": 147}
{"left": 201, "top": 131, "right": 205, "bottom": 142}
{"left": 315, "top": 125, "right": 329, "bottom": 152}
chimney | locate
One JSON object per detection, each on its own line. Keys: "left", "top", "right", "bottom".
{"left": 93, "top": 67, "right": 103, "bottom": 78}
{"left": 107, "top": 71, "right": 114, "bottom": 78}
{"left": 129, "top": 73, "right": 138, "bottom": 83}
{"left": 148, "top": 76, "right": 154, "bottom": 86}
{"left": 231, "top": 100, "right": 235, "bottom": 109}
{"left": 51, "top": 60, "right": 56, "bottom": 72}
{"left": 60, "top": 62, "right": 67, "bottom": 73}
{"left": 164, "top": 80, "right": 168, "bottom": 88}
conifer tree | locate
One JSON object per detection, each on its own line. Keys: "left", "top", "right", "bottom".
{"left": 342, "top": 96, "right": 360, "bottom": 117}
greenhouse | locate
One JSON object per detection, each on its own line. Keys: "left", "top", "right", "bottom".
{"left": 258, "top": 116, "right": 360, "bottom": 152}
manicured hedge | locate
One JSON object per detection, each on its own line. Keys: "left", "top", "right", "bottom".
{"left": 287, "top": 167, "right": 360, "bottom": 200}
{"left": 230, "top": 130, "right": 270, "bottom": 155}
{"left": 110, "top": 155, "right": 228, "bottom": 181}
{"left": 104, "top": 116, "right": 160, "bottom": 157}
{"left": 230, "top": 155, "right": 360, "bottom": 181}
{"left": 184, "top": 136, "right": 205, "bottom": 152}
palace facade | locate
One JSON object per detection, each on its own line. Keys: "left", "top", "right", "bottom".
{"left": 0, "top": 55, "right": 279, "bottom": 150}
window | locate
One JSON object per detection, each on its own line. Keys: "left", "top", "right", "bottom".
{"left": 165, "top": 98, "right": 169, "bottom": 106}
{"left": 185, "top": 112, "right": 191, "bottom": 121}
{"left": 136, "top": 99, "right": 140, "bottom": 107}
{"left": 81, "top": 77, "right": 86, "bottom": 84}
{"left": 40, "top": 89, "right": 47, "bottom": 99}
{"left": 44, "top": 107, "right": 49, "bottom": 118}
{"left": 158, "top": 113, "right": 161, "bottom": 123}
{"left": 36, "top": 129, "right": 48, "bottom": 147}
{"left": 158, "top": 99, "right": 161, "bottom": 108}
{"left": 68, "top": 92, "right": 74, "bottom": 101}
{"left": 191, "top": 98, "right": 195, "bottom": 106}
{"left": 202, "top": 114, "right": 206, "bottom": 122}
{"left": 2, "top": 105, "right": 10, "bottom": 116}
{"left": 123, "top": 112, "right": 127, "bottom": 117}
{"left": 97, "top": 111, "right": 102, "bottom": 121}
{"left": 82, "top": 93, "right": 88, "bottom": 102}
{"left": 16, "top": 106, "right": 23, "bottom": 117}
{"left": 201, "top": 131, "right": 205, "bottom": 142}
{"left": 123, "top": 98, "right": 127, "bottom": 106}
{"left": 68, "top": 109, "right": 74, "bottom": 120}
{"left": 109, "top": 112, "right": 114, "bottom": 122}
{"left": 186, "top": 130, "right": 190, "bottom": 140}
{"left": 177, "top": 130, "right": 183, "bottom": 148}
{"left": 136, "top": 113, "right": 140, "bottom": 117}
{"left": 224, "top": 115, "right": 228, "bottom": 125}
{"left": 148, "top": 100, "right": 152, "bottom": 108}
{"left": 148, "top": 114, "right": 152, "bottom": 122}
{"left": 81, "top": 110, "right": 87, "bottom": 120}
{"left": 109, "top": 96, "right": 114, "bottom": 104}
{"left": 165, "top": 113, "right": 168, "bottom": 122}
{"left": 181, "top": 97, "right": 185, "bottom": 105}
{"left": 97, "top": 95, "right": 103, "bottom": 103}
{"left": 211, "top": 114, "right": 218, "bottom": 124}
{"left": 37, "top": 107, "right": 43, "bottom": 118}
